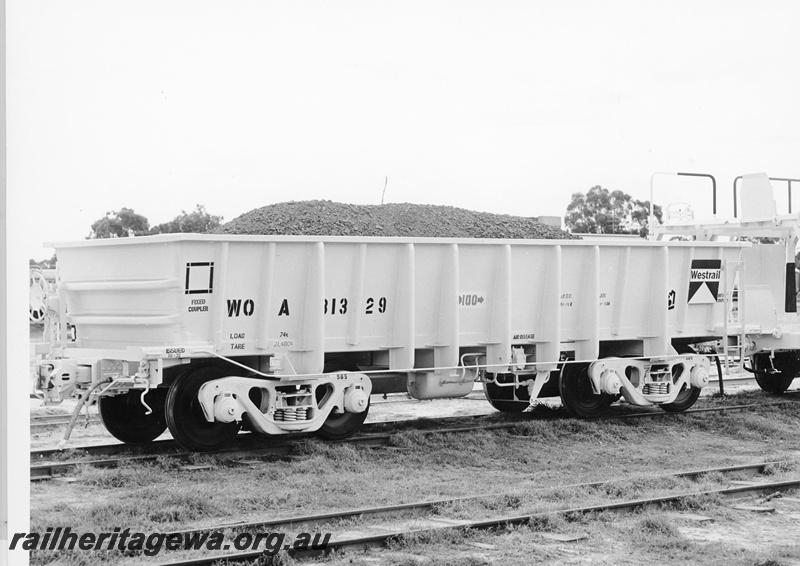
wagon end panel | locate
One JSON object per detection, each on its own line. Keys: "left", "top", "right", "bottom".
{"left": 55, "top": 241, "right": 186, "bottom": 349}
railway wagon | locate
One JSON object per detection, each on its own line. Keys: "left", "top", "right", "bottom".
{"left": 652, "top": 172, "right": 800, "bottom": 396}
{"left": 33, "top": 232, "right": 746, "bottom": 450}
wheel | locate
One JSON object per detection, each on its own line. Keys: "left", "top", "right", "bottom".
{"left": 660, "top": 345, "right": 703, "bottom": 413}
{"left": 483, "top": 375, "right": 530, "bottom": 413}
{"left": 315, "top": 362, "right": 370, "bottom": 441}
{"left": 98, "top": 388, "right": 168, "bottom": 444}
{"left": 559, "top": 362, "right": 616, "bottom": 418}
{"left": 165, "top": 364, "right": 241, "bottom": 451}
{"left": 752, "top": 354, "right": 796, "bottom": 394}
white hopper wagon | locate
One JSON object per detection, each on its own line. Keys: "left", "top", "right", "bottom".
{"left": 33, "top": 226, "right": 747, "bottom": 450}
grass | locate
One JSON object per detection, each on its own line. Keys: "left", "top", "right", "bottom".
{"left": 27, "top": 391, "right": 800, "bottom": 565}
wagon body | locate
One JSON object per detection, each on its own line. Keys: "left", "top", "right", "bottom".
{"left": 48, "top": 234, "right": 742, "bottom": 370}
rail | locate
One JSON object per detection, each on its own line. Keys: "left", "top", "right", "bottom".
{"left": 30, "top": 397, "right": 800, "bottom": 480}
{"left": 150, "top": 474, "right": 800, "bottom": 565}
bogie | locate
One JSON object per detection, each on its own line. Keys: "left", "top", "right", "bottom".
{"left": 659, "top": 345, "right": 703, "bottom": 413}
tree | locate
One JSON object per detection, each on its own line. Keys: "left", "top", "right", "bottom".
{"left": 565, "top": 186, "right": 663, "bottom": 237}
{"left": 150, "top": 204, "right": 223, "bottom": 234}
{"left": 88, "top": 208, "right": 151, "bottom": 239}
{"left": 30, "top": 255, "right": 57, "bottom": 269}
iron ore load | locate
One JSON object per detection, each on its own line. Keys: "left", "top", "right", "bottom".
{"left": 31, "top": 174, "right": 799, "bottom": 450}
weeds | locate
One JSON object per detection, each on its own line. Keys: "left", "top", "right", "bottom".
{"left": 629, "top": 513, "right": 695, "bottom": 555}
{"left": 76, "top": 486, "right": 223, "bottom": 528}
{"left": 249, "top": 551, "right": 294, "bottom": 566}
{"left": 671, "top": 493, "right": 719, "bottom": 512}
{"left": 389, "top": 430, "right": 429, "bottom": 449}
{"left": 595, "top": 476, "right": 680, "bottom": 499}
{"left": 763, "top": 460, "right": 796, "bottom": 475}
{"left": 78, "top": 462, "right": 163, "bottom": 489}
{"left": 394, "top": 526, "right": 468, "bottom": 548}
{"left": 527, "top": 513, "right": 567, "bottom": 532}
{"left": 29, "top": 549, "right": 125, "bottom": 566}
{"left": 637, "top": 515, "right": 679, "bottom": 537}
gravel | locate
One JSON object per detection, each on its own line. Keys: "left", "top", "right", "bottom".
{"left": 215, "top": 200, "right": 577, "bottom": 239}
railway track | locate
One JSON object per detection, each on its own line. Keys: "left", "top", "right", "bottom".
{"left": 31, "top": 389, "right": 799, "bottom": 461}
{"left": 26, "top": 375, "right": 793, "bottom": 438}
{"left": 29, "top": 410, "right": 500, "bottom": 460}
{"left": 28, "top": 414, "right": 504, "bottom": 480}
{"left": 30, "top": 413, "right": 101, "bottom": 430}
{"left": 147, "top": 461, "right": 800, "bottom": 565}
{"left": 30, "top": 397, "right": 799, "bottom": 481}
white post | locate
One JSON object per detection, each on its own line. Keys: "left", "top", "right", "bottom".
{"left": 1, "top": 1, "right": 8, "bottom": 560}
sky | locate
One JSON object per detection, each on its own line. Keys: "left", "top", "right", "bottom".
{"left": 7, "top": 1, "right": 800, "bottom": 262}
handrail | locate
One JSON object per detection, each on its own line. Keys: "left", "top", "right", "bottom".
{"left": 677, "top": 172, "right": 717, "bottom": 216}
{"left": 650, "top": 172, "right": 717, "bottom": 232}
{"left": 733, "top": 176, "right": 800, "bottom": 218}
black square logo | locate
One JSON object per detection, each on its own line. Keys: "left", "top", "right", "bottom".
{"left": 185, "top": 262, "right": 214, "bottom": 295}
